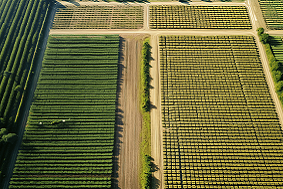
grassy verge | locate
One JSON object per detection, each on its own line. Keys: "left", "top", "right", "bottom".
{"left": 258, "top": 28, "right": 283, "bottom": 103}
{"left": 140, "top": 38, "right": 153, "bottom": 189}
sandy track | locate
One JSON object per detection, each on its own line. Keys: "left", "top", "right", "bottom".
{"left": 113, "top": 34, "right": 147, "bottom": 189}
{"left": 150, "top": 33, "right": 163, "bottom": 189}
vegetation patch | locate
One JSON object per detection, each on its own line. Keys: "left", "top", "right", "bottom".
{"left": 258, "top": 28, "right": 283, "bottom": 104}
{"left": 160, "top": 35, "right": 283, "bottom": 188}
{"left": 150, "top": 5, "right": 251, "bottom": 29}
{"left": 258, "top": 0, "right": 283, "bottom": 30}
{"left": 140, "top": 38, "right": 153, "bottom": 189}
{"left": 9, "top": 35, "right": 119, "bottom": 189}
{"left": 52, "top": 5, "right": 144, "bottom": 29}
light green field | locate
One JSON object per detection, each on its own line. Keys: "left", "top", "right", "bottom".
{"left": 52, "top": 5, "right": 144, "bottom": 29}
{"left": 160, "top": 35, "right": 283, "bottom": 188}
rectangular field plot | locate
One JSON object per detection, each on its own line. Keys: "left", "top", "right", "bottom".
{"left": 150, "top": 5, "right": 251, "bottom": 29}
{"left": 270, "top": 36, "right": 283, "bottom": 63}
{"left": 52, "top": 5, "right": 143, "bottom": 29}
{"left": 160, "top": 35, "right": 283, "bottom": 188}
{"left": 259, "top": 0, "right": 283, "bottom": 30}
{"left": 9, "top": 35, "right": 119, "bottom": 189}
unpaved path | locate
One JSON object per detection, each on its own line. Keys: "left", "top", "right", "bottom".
{"left": 150, "top": 33, "right": 163, "bottom": 189}
{"left": 246, "top": 0, "right": 267, "bottom": 30}
{"left": 113, "top": 34, "right": 147, "bottom": 189}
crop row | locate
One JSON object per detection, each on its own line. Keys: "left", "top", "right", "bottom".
{"left": 9, "top": 35, "right": 119, "bottom": 188}
{"left": 258, "top": 0, "right": 283, "bottom": 30}
{"left": 52, "top": 5, "right": 143, "bottom": 29}
{"left": 160, "top": 35, "right": 283, "bottom": 188}
{"left": 150, "top": 5, "right": 251, "bottom": 29}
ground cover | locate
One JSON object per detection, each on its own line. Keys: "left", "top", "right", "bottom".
{"left": 52, "top": 5, "right": 144, "bottom": 29}
{"left": 0, "top": 0, "right": 53, "bottom": 184}
{"left": 258, "top": 0, "right": 283, "bottom": 30}
{"left": 160, "top": 35, "right": 283, "bottom": 188}
{"left": 149, "top": 5, "right": 251, "bottom": 29}
{"left": 8, "top": 35, "right": 119, "bottom": 188}
{"left": 140, "top": 38, "right": 152, "bottom": 189}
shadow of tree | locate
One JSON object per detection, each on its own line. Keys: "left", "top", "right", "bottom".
{"left": 112, "top": 36, "right": 125, "bottom": 189}
{"left": 150, "top": 156, "right": 160, "bottom": 189}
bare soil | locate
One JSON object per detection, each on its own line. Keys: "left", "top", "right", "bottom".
{"left": 113, "top": 34, "right": 148, "bottom": 189}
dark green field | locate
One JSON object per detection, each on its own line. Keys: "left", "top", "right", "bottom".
{"left": 9, "top": 35, "right": 119, "bottom": 189}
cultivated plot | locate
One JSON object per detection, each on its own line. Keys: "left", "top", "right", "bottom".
{"left": 9, "top": 35, "right": 119, "bottom": 189}
{"left": 52, "top": 5, "right": 144, "bottom": 29}
{"left": 150, "top": 5, "right": 251, "bottom": 29}
{"left": 258, "top": 0, "right": 283, "bottom": 30}
{"left": 270, "top": 36, "right": 283, "bottom": 63}
{"left": 160, "top": 35, "right": 283, "bottom": 188}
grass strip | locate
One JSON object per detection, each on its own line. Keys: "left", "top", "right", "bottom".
{"left": 140, "top": 38, "right": 152, "bottom": 189}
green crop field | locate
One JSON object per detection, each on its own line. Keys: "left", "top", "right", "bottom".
{"left": 52, "top": 5, "right": 144, "bottom": 29}
{"left": 270, "top": 36, "right": 283, "bottom": 63}
{"left": 0, "top": 0, "right": 52, "bottom": 183}
{"left": 9, "top": 35, "right": 119, "bottom": 189}
{"left": 160, "top": 35, "right": 283, "bottom": 188}
{"left": 258, "top": 0, "right": 283, "bottom": 30}
{"left": 150, "top": 5, "right": 251, "bottom": 29}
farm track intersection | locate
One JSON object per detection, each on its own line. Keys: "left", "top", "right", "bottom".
{"left": 8, "top": 1, "right": 283, "bottom": 189}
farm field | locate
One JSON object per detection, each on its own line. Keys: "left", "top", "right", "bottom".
{"left": 258, "top": 0, "right": 283, "bottom": 30}
{"left": 149, "top": 5, "right": 252, "bottom": 29}
{"left": 160, "top": 35, "right": 283, "bottom": 188}
{"left": 52, "top": 5, "right": 144, "bottom": 29}
{"left": 9, "top": 35, "right": 119, "bottom": 189}
{"left": 270, "top": 36, "right": 283, "bottom": 63}
{"left": 0, "top": 0, "right": 53, "bottom": 183}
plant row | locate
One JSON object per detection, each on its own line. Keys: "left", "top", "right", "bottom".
{"left": 160, "top": 35, "right": 283, "bottom": 188}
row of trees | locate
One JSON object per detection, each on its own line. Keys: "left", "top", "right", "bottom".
{"left": 0, "top": 0, "right": 54, "bottom": 185}
{"left": 141, "top": 40, "right": 151, "bottom": 112}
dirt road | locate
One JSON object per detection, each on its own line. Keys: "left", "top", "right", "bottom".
{"left": 150, "top": 33, "right": 163, "bottom": 189}
{"left": 113, "top": 34, "right": 147, "bottom": 189}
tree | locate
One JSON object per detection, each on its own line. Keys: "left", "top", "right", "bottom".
{"left": 2, "top": 133, "right": 17, "bottom": 144}
{"left": 257, "top": 27, "right": 264, "bottom": 35}
{"left": 272, "top": 70, "right": 282, "bottom": 82}
{"left": 260, "top": 33, "right": 270, "bottom": 44}
{"left": 0, "top": 128, "right": 7, "bottom": 138}
{"left": 276, "top": 81, "right": 283, "bottom": 93}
